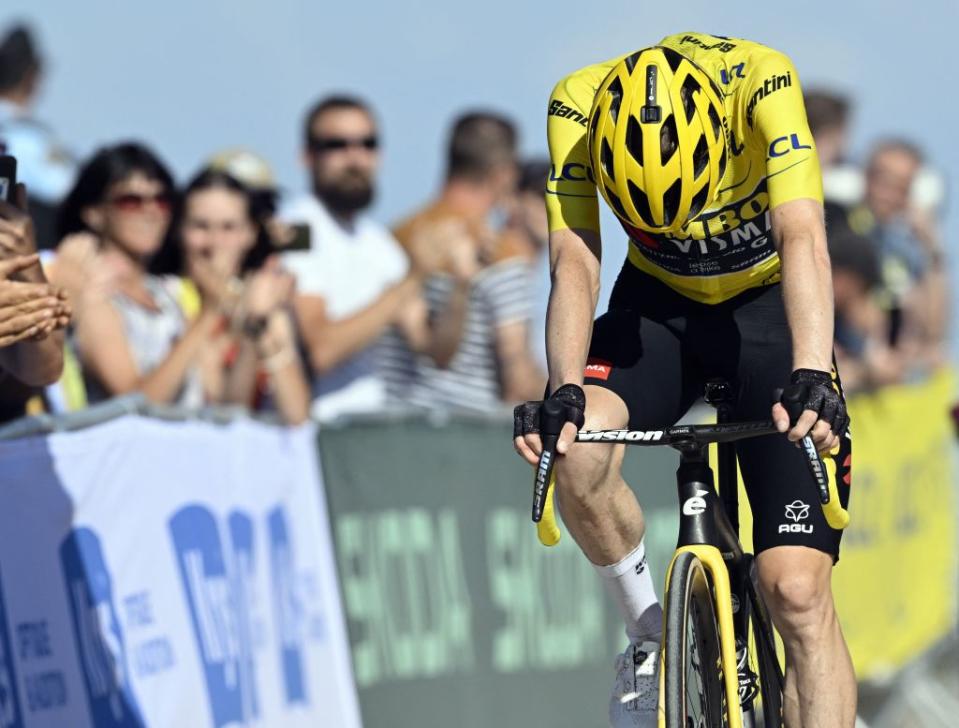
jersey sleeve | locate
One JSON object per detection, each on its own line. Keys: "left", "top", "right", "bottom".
{"left": 742, "top": 51, "right": 823, "bottom": 209}
{"left": 545, "top": 71, "right": 601, "bottom": 234}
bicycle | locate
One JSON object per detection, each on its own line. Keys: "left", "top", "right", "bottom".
{"left": 530, "top": 380, "right": 849, "bottom": 728}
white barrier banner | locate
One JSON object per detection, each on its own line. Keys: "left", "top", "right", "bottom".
{"left": 0, "top": 415, "right": 362, "bottom": 728}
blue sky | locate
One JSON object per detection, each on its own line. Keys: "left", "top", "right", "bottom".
{"left": 3, "top": 0, "right": 957, "bottom": 310}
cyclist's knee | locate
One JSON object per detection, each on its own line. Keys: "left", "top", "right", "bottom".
{"left": 554, "top": 440, "right": 619, "bottom": 502}
{"left": 756, "top": 547, "right": 835, "bottom": 645}
{"left": 554, "top": 385, "right": 628, "bottom": 502}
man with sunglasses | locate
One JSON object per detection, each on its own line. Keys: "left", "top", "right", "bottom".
{"left": 281, "top": 95, "right": 442, "bottom": 420}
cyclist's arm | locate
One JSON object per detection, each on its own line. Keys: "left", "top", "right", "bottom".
{"left": 511, "top": 225, "right": 601, "bottom": 460}
{"left": 542, "top": 68, "right": 607, "bottom": 394}
{"left": 539, "top": 68, "right": 609, "bottom": 452}
{"left": 770, "top": 201, "right": 840, "bottom": 452}
{"left": 773, "top": 199, "right": 833, "bottom": 374}
{"left": 546, "top": 226, "right": 602, "bottom": 392}
{"left": 749, "top": 50, "right": 838, "bottom": 447}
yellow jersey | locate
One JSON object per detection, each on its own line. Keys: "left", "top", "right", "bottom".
{"left": 546, "top": 32, "right": 823, "bottom": 303}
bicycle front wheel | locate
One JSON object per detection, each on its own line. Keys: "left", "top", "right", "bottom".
{"left": 664, "top": 550, "right": 726, "bottom": 727}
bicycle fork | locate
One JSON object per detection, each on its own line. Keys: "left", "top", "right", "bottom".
{"left": 668, "top": 449, "right": 745, "bottom": 728}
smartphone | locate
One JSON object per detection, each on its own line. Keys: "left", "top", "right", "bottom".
{"left": 0, "top": 155, "right": 16, "bottom": 203}
{"left": 273, "top": 222, "right": 312, "bottom": 252}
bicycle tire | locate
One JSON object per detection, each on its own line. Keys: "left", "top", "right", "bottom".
{"left": 743, "top": 568, "right": 784, "bottom": 728}
{"left": 664, "top": 550, "right": 727, "bottom": 727}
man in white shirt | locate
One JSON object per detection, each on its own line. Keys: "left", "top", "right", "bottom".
{"left": 281, "top": 95, "right": 438, "bottom": 420}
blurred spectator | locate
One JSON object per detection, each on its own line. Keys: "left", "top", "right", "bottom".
{"left": 50, "top": 142, "right": 211, "bottom": 407}
{"left": 507, "top": 158, "right": 551, "bottom": 368}
{"left": 208, "top": 148, "right": 278, "bottom": 201}
{"left": 804, "top": 89, "right": 865, "bottom": 210}
{"left": 280, "top": 95, "right": 441, "bottom": 421}
{"left": 843, "top": 140, "right": 948, "bottom": 370}
{"left": 207, "top": 147, "right": 311, "bottom": 260}
{"left": 828, "top": 229, "right": 903, "bottom": 391}
{"left": 0, "top": 186, "right": 69, "bottom": 422}
{"left": 207, "top": 147, "right": 280, "bottom": 219}
{"left": 509, "top": 159, "right": 550, "bottom": 261}
{"left": 0, "top": 24, "right": 76, "bottom": 249}
{"left": 152, "top": 168, "right": 310, "bottom": 424}
{"left": 804, "top": 90, "right": 850, "bottom": 170}
{"left": 389, "top": 112, "right": 545, "bottom": 412}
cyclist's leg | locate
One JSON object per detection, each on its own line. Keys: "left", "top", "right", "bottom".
{"left": 727, "top": 285, "right": 856, "bottom": 728}
{"left": 555, "top": 305, "right": 701, "bottom": 641}
{"left": 557, "top": 301, "right": 701, "bottom": 726}
{"left": 555, "top": 384, "right": 635, "bottom": 563}
{"left": 754, "top": 547, "right": 854, "bottom": 727}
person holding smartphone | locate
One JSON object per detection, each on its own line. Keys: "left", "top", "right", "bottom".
{"left": 150, "top": 168, "right": 311, "bottom": 424}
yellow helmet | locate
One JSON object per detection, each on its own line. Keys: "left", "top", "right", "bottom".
{"left": 588, "top": 46, "right": 728, "bottom": 233}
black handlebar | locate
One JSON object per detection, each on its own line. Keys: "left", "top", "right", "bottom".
{"left": 532, "top": 419, "right": 836, "bottom": 524}
{"left": 532, "top": 399, "right": 566, "bottom": 523}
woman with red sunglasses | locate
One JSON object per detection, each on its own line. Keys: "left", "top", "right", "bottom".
{"left": 50, "top": 142, "right": 223, "bottom": 408}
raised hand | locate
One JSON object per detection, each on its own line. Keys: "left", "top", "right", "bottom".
{"left": 0, "top": 255, "right": 70, "bottom": 346}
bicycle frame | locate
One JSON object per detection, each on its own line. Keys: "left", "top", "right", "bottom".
{"left": 665, "top": 439, "right": 751, "bottom": 728}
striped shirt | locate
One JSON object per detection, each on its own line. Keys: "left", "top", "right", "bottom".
{"left": 411, "top": 260, "right": 531, "bottom": 411}
{"left": 382, "top": 202, "right": 534, "bottom": 413}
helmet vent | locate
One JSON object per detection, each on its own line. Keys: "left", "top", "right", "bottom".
{"left": 718, "top": 147, "right": 728, "bottom": 179}
{"left": 680, "top": 75, "right": 701, "bottom": 124}
{"left": 626, "top": 116, "right": 644, "bottom": 165}
{"left": 707, "top": 103, "right": 722, "bottom": 141}
{"left": 624, "top": 51, "right": 641, "bottom": 74}
{"left": 605, "top": 187, "right": 629, "bottom": 221}
{"left": 662, "top": 179, "right": 682, "bottom": 228}
{"left": 660, "top": 46, "right": 684, "bottom": 73}
{"left": 660, "top": 114, "right": 678, "bottom": 165}
{"left": 607, "top": 77, "right": 624, "bottom": 124}
{"left": 688, "top": 184, "right": 709, "bottom": 222}
{"left": 601, "top": 138, "right": 615, "bottom": 179}
{"left": 693, "top": 135, "right": 709, "bottom": 178}
{"left": 627, "top": 181, "right": 654, "bottom": 229}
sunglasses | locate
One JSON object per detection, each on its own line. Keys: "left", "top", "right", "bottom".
{"left": 106, "top": 192, "right": 173, "bottom": 212}
{"left": 308, "top": 135, "right": 379, "bottom": 154}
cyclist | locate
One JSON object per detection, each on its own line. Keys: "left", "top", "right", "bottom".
{"left": 513, "top": 32, "right": 854, "bottom": 727}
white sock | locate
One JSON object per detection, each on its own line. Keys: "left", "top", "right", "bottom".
{"left": 594, "top": 539, "right": 663, "bottom": 645}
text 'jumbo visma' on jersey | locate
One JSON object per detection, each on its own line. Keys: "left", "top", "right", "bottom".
{"left": 546, "top": 31, "right": 823, "bottom": 304}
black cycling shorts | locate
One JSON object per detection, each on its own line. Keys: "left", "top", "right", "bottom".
{"left": 583, "top": 262, "right": 852, "bottom": 560}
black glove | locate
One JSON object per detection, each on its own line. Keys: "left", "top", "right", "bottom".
{"left": 513, "top": 384, "right": 586, "bottom": 438}
{"left": 779, "top": 368, "right": 849, "bottom": 436}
